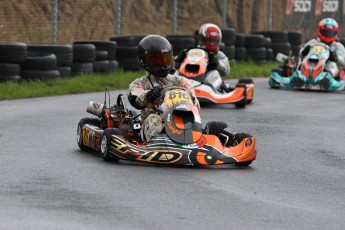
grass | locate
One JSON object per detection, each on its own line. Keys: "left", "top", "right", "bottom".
{"left": 0, "top": 61, "right": 277, "bottom": 101}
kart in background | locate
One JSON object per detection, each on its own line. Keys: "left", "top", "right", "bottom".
{"left": 269, "top": 42, "right": 345, "bottom": 91}
{"left": 176, "top": 47, "right": 254, "bottom": 108}
{"left": 77, "top": 86, "right": 257, "bottom": 166}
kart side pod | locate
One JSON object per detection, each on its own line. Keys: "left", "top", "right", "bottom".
{"left": 86, "top": 101, "right": 105, "bottom": 117}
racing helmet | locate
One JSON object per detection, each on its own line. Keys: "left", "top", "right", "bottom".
{"left": 198, "top": 23, "right": 222, "bottom": 53}
{"left": 318, "top": 18, "right": 338, "bottom": 44}
{"left": 137, "top": 35, "right": 173, "bottom": 78}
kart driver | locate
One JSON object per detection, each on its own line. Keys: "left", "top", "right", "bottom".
{"left": 299, "top": 18, "right": 345, "bottom": 79}
{"left": 174, "top": 23, "right": 231, "bottom": 92}
{"left": 128, "top": 35, "right": 200, "bottom": 142}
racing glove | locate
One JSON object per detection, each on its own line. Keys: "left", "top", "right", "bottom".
{"left": 207, "top": 52, "right": 219, "bottom": 70}
{"left": 174, "top": 49, "right": 187, "bottom": 63}
{"left": 329, "top": 50, "right": 338, "bottom": 62}
{"left": 146, "top": 86, "right": 161, "bottom": 103}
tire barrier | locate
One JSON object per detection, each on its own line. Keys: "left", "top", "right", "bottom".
{"left": 0, "top": 29, "right": 308, "bottom": 83}
{"left": 74, "top": 40, "right": 118, "bottom": 73}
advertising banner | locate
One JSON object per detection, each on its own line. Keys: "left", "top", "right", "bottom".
{"left": 284, "top": 0, "right": 343, "bottom": 27}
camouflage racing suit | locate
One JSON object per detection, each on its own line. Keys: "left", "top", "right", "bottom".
{"left": 128, "top": 72, "right": 200, "bottom": 142}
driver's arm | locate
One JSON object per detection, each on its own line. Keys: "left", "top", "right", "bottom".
{"left": 215, "top": 51, "right": 230, "bottom": 77}
{"left": 128, "top": 77, "right": 150, "bottom": 110}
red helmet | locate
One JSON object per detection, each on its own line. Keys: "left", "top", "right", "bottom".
{"left": 198, "top": 23, "right": 222, "bottom": 53}
{"left": 318, "top": 18, "right": 338, "bottom": 44}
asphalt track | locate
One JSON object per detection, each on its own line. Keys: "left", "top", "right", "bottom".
{"left": 0, "top": 78, "right": 344, "bottom": 230}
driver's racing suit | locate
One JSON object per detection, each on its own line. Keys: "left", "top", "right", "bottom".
{"left": 128, "top": 72, "right": 200, "bottom": 142}
{"left": 299, "top": 38, "right": 345, "bottom": 77}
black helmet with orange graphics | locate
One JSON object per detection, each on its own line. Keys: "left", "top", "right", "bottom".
{"left": 137, "top": 35, "right": 173, "bottom": 78}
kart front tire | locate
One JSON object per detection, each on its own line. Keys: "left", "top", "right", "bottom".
{"left": 235, "top": 161, "right": 253, "bottom": 166}
{"left": 77, "top": 117, "right": 101, "bottom": 151}
{"left": 100, "top": 129, "right": 121, "bottom": 162}
{"left": 238, "top": 78, "right": 254, "bottom": 84}
{"left": 205, "top": 121, "right": 228, "bottom": 136}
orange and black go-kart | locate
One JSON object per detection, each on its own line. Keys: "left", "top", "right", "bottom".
{"left": 77, "top": 86, "right": 257, "bottom": 166}
{"left": 176, "top": 47, "right": 254, "bottom": 108}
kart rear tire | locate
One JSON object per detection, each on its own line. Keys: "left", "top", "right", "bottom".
{"left": 100, "top": 129, "right": 121, "bottom": 162}
{"left": 77, "top": 117, "right": 101, "bottom": 151}
{"left": 205, "top": 121, "right": 228, "bottom": 136}
{"left": 234, "top": 83, "right": 247, "bottom": 108}
{"left": 238, "top": 78, "right": 254, "bottom": 84}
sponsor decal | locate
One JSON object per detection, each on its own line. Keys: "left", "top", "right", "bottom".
{"left": 245, "top": 138, "right": 253, "bottom": 147}
{"left": 167, "top": 119, "right": 182, "bottom": 134}
{"left": 137, "top": 151, "right": 182, "bottom": 163}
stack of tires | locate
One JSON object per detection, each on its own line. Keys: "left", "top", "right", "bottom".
{"left": 27, "top": 44, "right": 73, "bottom": 78}
{"left": 253, "top": 31, "right": 291, "bottom": 59}
{"left": 0, "top": 42, "right": 27, "bottom": 82}
{"left": 110, "top": 35, "right": 145, "bottom": 71}
{"left": 234, "top": 33, "right": 246, "bottom": 61}
{"left": 219, "top": 28, "right": 236, "bottom": 60}
{"left": 288, "top": 31, "right": 302, "bottom": 57}
{"left": 244, "top": 34, "right": 266, "bottom": 63}
{"left": 74, "top": 41, "right": 118, "bottom": 74}
{"left": 166, "top": 35, "right": 197, "bottom": 56}
{"left": 72, "top": 43, "right": 95, "bottom": 76}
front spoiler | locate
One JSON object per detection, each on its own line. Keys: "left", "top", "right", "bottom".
{"left": 106, "top": 133, "right": 256, "bottom": 166}
{"left": 269, "top": 71, "right": 345, "bottom": 91}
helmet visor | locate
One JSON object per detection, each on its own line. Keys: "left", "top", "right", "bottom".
{"left": 320, "top": 29, "right": 337, "bottom": 37}
{"left": 203, "top": 37, "right": 220, "bottom": 46}
{"left": 146, "top": 52, "right": 173, "bottom": 68}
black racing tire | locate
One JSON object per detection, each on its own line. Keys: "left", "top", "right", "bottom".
{"left": 166, "top": 35, "right": 197, "bottom": 55}
{"left": 95, "top": 50, "right": 109, "bottom": 61}
{"left": 234, "top": 83, "right": 247, "bottom": 108}
{"left": 0, "top": 75, "right": 21, "bottom": 83}
{"left": 236, "top": 161, "right": 253, "bottom": 166}
{"left": 205, "top": 121, "right": 228, "bottom": 136}
{"left": 288, "top": 31, "right": 302, "bottom": 45}
{"left": 77, "top": 117, "right": 101, "bottom": 151}
{"left": 223, "top": 45, "right": 235, "bottom": 60}
{"left": 271, "top": 42, "right": 291, "bottom": 57}
{"left": 71, "top": 62, "right": 93, "bottom": 76}
{"left": 235, "top": 47, "right": 246, "bottom": 61}
{"left": 100, "top": 128, "right": 122, "bottom": 162}
{"left": 235, "top": 33, "right": 245, "bottom": 47}
{"left": 116, "top": 46, "right": 138, "bottom": 59}
{"left": 117, "top": 58, "right": 141, "bottom": 71}
{"left": 110, "top": 35, "right": 146, "bottom": 46}
{"left": 21, "top": 51, "right": 57, "bottom": 71}
{"left": 72, "top": 44, "right": 96, "bottom": 62}
{"left": 20, "top": 70, "right": 60, "bottom": 80}
{"left": 221, "top": 28, "right": 236, "bottom": 46}
{"left": 253, "top": 31, "right": 288, "bottom": 43}
{"left": 0, "top": 63, "right": 20, "bottom": 77}
{"left": 27, "top": 44, "right": 73, "bottom": 67}
{"left": 57, "top": 66, "right": 72, "bottom": 77}
{"left": 93, "top": 60, "right": 110, "bottom": 73}
{"left": 246, "top": 47, "right": 266, "bottom": 61}
{"left": 245, "top": 34, "right": 265, "bottom": 48}
{"left": 74, "top": 41, "right": 117, "bottom": 60}
{"left": 238, "top": 78, "right": 254, "bottom": 84}
{"left": 0, "top": 42, "right": 27, "bottom": 64}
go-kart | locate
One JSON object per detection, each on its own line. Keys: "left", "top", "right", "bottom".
{"left": 77, "top": 86, "right": 257, "bottom": 166}
{"left": 269, "top": 42, "right": 345, "bottom": 91}
{"left": 175, "top": 47, "right": 254, "bottom": 108}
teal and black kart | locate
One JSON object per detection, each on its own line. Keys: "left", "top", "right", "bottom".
{"left": 269, "top": 42, "right": 345, "bottom": 91}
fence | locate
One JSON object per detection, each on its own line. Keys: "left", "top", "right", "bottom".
{"left": 0, "top": 0, "right": 282, "bottom": 45}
